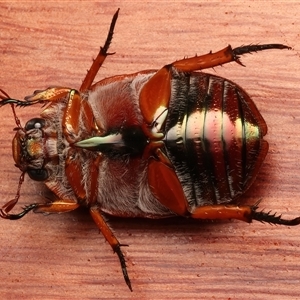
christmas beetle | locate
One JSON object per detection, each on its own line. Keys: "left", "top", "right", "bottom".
{"left": 1, "top": 9, "right": 299, "bottom": 291}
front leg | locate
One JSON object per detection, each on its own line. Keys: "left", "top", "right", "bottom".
{"left": 24, "top": 88, "right": 90, "bottom": 142}
{"left": 1, "top": 87, "right": 97, "bottom": 144}
{"left": 0, "top": 199, "right": 80, "bottom": 220}
{"left": 0, "top": 87, "right": 73, "bottom": 131}
{"left": 0, "top": 87, "right": 71, "bottom": 108}
{"left": 27, "top": 88, "right": 100, "bottom": 144}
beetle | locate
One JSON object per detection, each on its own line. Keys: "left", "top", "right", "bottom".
{"left": 1, "top": 9, "right": 299, "bottom": 291}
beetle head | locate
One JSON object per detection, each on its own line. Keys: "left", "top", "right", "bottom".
{"left": 0, "top": 90, "right": 49, "bottom": 181}
{"left": 12, "top": 118, "right": 48, "bottom": 181}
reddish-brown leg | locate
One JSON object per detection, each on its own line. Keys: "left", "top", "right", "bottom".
{"left": 140, "top": 43, "right": 290, "bottom": 128}
{"left": 190, "top": 202, "right": 300, "bottom": 226}
{"left": 59, "top": 89, "right": 96, "bottom": 144}
{"left": 3, "top": 87, "right": 96, "bottom": 145}
{"left": 89, "top": 207, "right": 132, "bottom": 291}
{"left": 0, "top": 175, "right": 80, "bottom": 219}
{"left": 0, "top": 87, "right": 72, "bottom": 111}
{"left": 31, "top": 200, "right": 80, "bottom": 214}
{"left": 0, "top": 173, "right": 25, "bottom": 219}
{"left": 24, "top": 87, "right": 71, "bottom": 103}
{"left": 148, "top": 157, "right": 188, "bottom": 216}
{"left": 191, "top": 204, "right": 253, "bottom": 222}
{"left": 142, "top": 140, "right": 190, "bottom": 215}
{"left": 79, "top": 9, "right": 119, "bottom": 92}
{"left": 0, "top": 199, "right": 80, "bottom": 220}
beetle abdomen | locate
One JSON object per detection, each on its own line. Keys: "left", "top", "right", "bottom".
{"left": 164, "top": 72, "right": 268, "bottom": 207}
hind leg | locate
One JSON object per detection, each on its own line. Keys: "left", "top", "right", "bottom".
{"left": 190, "top": 202, "right": 300, "bottom": 226}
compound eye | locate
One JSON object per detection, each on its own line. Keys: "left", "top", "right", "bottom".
{"left": 27, "top": 168, "right": 48, "bottom": 181}
{"left": 25, "top": 118, "right": 46, "bottom": 131}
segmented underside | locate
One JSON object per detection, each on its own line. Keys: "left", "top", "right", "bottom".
{"left": 164, "top": 72, "right": 268, "bottom": 207}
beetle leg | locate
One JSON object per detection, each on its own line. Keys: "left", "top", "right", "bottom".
{"left": 0, "top": 87, "right": 72, "bottom": 108}
{"left": 2, "top": 87, "right": 98, "bottom": 144}
{"left": 80, "top": 9, "right": 119, "bottom": 92}
{"left": 64, "top": 150, "right": 100, "bottom": 206}
{"left": 32, "top": 200, "right": 80, "bottom": 214}
{"left": 250, "top": 202, "right": 300, "bottom": 226}
{"left": 61, "top": 89, "right": 84, "bottom": 141}
{"left": 0, "top": 200, "right": 79, "bottom": 220}
{"left": 29, "top": 88, "right": 97, "bottom": 144}
{"left": 140, "top": 67, "right": 171, "bottom": 128}
{"left": 24, "top": 87, "right": 71, "bottom": 103}
{"left": 190, "top": 204, "right": 254, "bottom": 222}
{"left": 140, "top": 43, "right": 289, "bottom": 128}
{"left": 0, "top": 203, "right": 36, "bottom": 220}
{"left": 190, "top": 202, "right": 300, "bottom": 226}
{"left": 89, "top": 207, "right": 132, "bottom": 292}
{"left": 60, "top": 89, "right": 100, "bottom": 143}
{"left": 172, "top": 44, "right": 290, "bottom": 72}
{"left": 148, "top": 157, "right": 189, "bottom": 216}
{"left": 0, "top": 172, "right": 25, "bottom": 219}
{"left": 24, "top": 87, "right": 80, "bottom": 135}
{"left": 144, "top": 143, "right": 189, "bottom": 215}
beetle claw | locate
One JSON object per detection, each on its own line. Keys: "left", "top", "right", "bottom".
{"left": 114, "top": 244, "right": 132, "bottom": 292}
{"left": 235, "top": 57, "right": 246, "bottom": 67}
{"left": 251, "top": 205, "right": 300, "bottom": 226}
{"left": 0, "top": 98, "right": 34, "bottom": 108}
{"left": 0, "top": 203, "right": 37, "bottom": 220}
